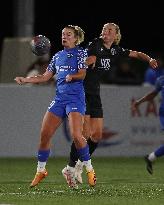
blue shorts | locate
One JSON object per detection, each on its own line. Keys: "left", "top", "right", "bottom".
{"left": 48, "top": 97, "right": 86, "bottom": 118}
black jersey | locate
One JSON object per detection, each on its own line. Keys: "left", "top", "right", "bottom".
{"left": 84, "top": 38, "right": 130, "bottom": 95}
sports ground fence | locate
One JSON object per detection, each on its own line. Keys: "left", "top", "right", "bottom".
{"left": 0, "top": 84, "right": 162, "bottom": 157}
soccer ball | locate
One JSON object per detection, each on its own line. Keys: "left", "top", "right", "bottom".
{"left": 30, "top": 35, "right": 51, "bottom": 56}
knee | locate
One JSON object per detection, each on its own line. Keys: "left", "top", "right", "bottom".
{"left": 71, "top": 130, "right": 86, "bottom": 148}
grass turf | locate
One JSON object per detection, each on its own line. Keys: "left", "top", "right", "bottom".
{"left": 0, "top": 157, "right": 164, "bottom": 205}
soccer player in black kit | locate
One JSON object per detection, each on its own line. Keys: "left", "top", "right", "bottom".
{"left": 62, "top": 22, "right": 158, "bottom": 186}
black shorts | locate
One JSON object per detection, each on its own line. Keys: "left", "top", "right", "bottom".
{"left": 85, "top": 93, "right": 103, "bottom": 118}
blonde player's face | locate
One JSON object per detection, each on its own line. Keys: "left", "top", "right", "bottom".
{"left": 62, "top": 28, "right": 77, "bottom": 48}
{"left": 101, "top": 24, "right": 117, "bottom": 44}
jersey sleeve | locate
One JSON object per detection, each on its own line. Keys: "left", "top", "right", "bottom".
{"left": 47, "top": 54, "right": 57, "bottom": 73}
{"left": 77, "top": 49, "right": 88, "bottom": 70}
{"left": 155, "top": 77, "right": 162, "bottom": 92}
{"left": 144, "top": 68, "right": 156, "bottom": 85}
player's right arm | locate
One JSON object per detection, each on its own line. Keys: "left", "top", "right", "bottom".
{"left": 132, "top": 76, "right": 163, "bottom": 111}
{"left": 131, "top": 90, "right": 158, "bottom": 112}
{"left": 15, "top": 54, "right": 57, "bottom": 85}
{"left": 14, "top": 70, "right": 53, "bottom": 85}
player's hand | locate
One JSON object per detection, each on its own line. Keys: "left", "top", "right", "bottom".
{"left": 149, "top": 58, "right": 158, "bottom": 69}
{"left": 131, "top": 100, "right": 139, "bottom": 112}
{"left": 66, "top": 74, "right": 73, "bottom": 82}
{"left": 14, "top": 77, "right": 26, "bottom": 85}
{"left": 85, "top": 55, "right": 96, "bottom": 68}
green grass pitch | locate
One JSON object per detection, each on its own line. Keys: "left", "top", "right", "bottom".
{"left": 0, "top": 157, "right": 164, "bottom": 205}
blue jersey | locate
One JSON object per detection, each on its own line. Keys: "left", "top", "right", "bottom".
{"left": 144, "top": 67, "right": 164, "bottom": 86}
{"left": 47, "top": 46, "right": 88, "bottom": 98}
{"left": 155, "top": 76, "right": 164, "bottom": 105}
{"left": 47, "top": 46, "right": 87, "bottom": 118}
{"left": 155, "top": 76, "right": 164, "bottom": 123}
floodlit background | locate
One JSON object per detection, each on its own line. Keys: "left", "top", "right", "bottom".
{"left": 0, "top": 1, "right": 164, "bottom": 204}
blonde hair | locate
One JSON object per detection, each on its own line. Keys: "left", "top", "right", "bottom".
{"left": 102, "top": 23, "right": 122, "bottom": 45}
{"left": 66, "top": 25, "right": 85, "bottom": 45}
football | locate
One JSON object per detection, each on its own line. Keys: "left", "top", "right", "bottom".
{"left": 30, "top": 35, "right": 51, "bottom": 56}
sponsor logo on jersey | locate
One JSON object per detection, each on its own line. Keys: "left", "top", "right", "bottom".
{"left": 111, "top": 48, "right": 116, "bottom": 55}
{"left": 100, "top": 58, "right": 111, "bottom": 70}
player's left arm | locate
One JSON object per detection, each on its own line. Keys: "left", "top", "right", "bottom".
{"left": 85, "top": 55, "right": 96, "bottom": 66}
{"left": 66, "top": 48, "right": 87, "bottom": 82}
{"left": 66, "top": 69, "right": 86, "bottom": 82}
{"left": 129, "top": 50, "right": 158, "bottom": 69}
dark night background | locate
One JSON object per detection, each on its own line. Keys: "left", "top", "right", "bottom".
{"left": 0, "top": 0, "right": 163, "bottom": 56}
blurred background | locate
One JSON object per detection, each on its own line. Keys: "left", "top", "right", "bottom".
{"left": 0, "top": 0, "right": 163, "bottom": 157}
{"left": 1, "top": 3, "right": 164, "bottom": 203}
{"left": 0, "top": 0, "right": 163, "bottom": 84}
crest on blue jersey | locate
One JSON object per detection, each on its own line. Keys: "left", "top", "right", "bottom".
{"left": 67, "top": 53, "right": 74, "bottom": 58}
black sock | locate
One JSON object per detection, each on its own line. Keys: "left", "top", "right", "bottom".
{"left": 68, "top": 142, "right": 78, "bottom": 167}
{"left": 87, "top": 138, "right": 98, "bottom": 156}
{"left": 68, "top": 138, "right": 98, "bottom": 167}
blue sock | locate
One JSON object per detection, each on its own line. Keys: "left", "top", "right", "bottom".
{"left": 37, "top": 149, "right": 50, "bottom": 162}
{"left": 154, "top": 145, "right": 164, "bottom": 157}
{"left": 77, "top": 144, "right": 90, "bottom": 162}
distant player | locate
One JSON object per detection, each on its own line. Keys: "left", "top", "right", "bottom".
{"left": 15, "top": 25, "right": 96, "bottom": 189}
{"left": 62, "top": 22, "right": 158, "bottom": 184}
{"left": 132, "top": 75, "right": 164, "bottom": 174}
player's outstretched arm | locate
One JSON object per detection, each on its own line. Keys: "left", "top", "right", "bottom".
{"left": 14, "top": 70, "right": 53, "bottom": 85}
{"left": 129, "top": 50, "right": 158, "bottom": 69}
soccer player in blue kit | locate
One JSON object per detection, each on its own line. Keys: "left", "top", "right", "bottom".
{"left": 15, "top": 25, "right": 96, "bottom": 189}
{"left": 132, "top": 75, "right": 164, "bottom": 175}
{"left": 62, "top": 22, "right": 158, "bottom": 185}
